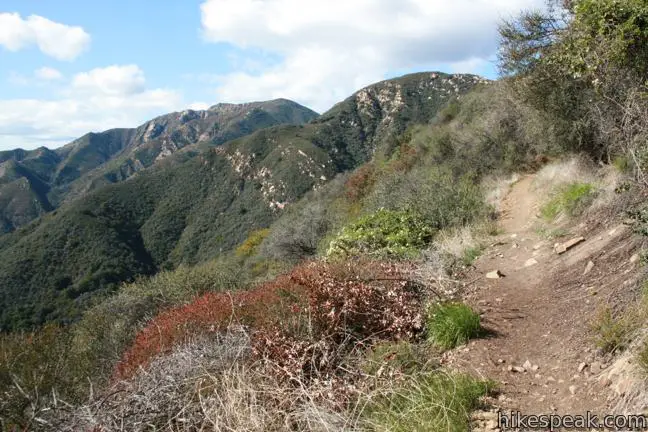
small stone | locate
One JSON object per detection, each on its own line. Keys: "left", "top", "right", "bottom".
{"left": 569, "top": 385, "right": 578, "bottom": 395}
{"left": 523, "top": 360, "right": 533, "bottom": 370}
{"left": 584, "top": 261, "right": 595, "bottom": 275}
{"left": 525, "top": 258, "right": 539, "bottom": 267}
{"left": 511, "top": 366, "right": 526, "bottom": 373}
{"left": 600, "top": 378, "right": 612, "bottom": 387}
{"left": 546, "top": 376, "right": 556, "bottom": 383}
{"left": 512, "top": 242, "right": 520, "bottom": 249}
{"left": 630, "top": 254, "right": 641, "bottom": 264}
{"left": 578, "top": 362, "right": 588, "bottom": 373}
{"left": 531, "top": 364, "right": 539, "bottom": 372}
{"left": 498, "top": 359, "right": 505, "bottom": 364}
{"left": 486, "top": 270, "right": 505, "bottom": 279}
{"left": 511, "top": 234, "right": 518, "bottom": 238}
{"left": 535, "top": 373, "right": 542, "bottom": 379}
{"left": 555, "top": 237, "right": 586, "bottom": 254}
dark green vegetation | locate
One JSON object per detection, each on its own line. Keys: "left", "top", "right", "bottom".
{"left": 363, "top": 372, "right": 493, "bottom": 432}
{"left": 426, "top": 303, "right": 482, "bottom": 350}
{"left": 0, "top": 99, "right": 318, "bottom": 233}
{"left": 540, "top": 182, "right": 596, "bottom": 220}
{"left": 0, "top": 72, "right": 486, "bottom": 331}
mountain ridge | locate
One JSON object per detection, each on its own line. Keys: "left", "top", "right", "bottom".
{"left": 0, "top": 99, "right": 319, "bottom": 232}
{"left": 0, "top": 71, "right": 489, "bottom": 330}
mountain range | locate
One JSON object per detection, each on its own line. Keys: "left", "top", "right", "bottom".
{"left": 0, "top": 71, "right": 488, "bottom": 330}
{"left": 0, "top": 99, "right": 318, "bottom": 233}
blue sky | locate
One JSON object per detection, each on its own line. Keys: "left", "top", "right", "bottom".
{"left": 0, "top": 0, "right": 543, "bottom": 150}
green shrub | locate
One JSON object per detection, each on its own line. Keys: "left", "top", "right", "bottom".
{"left": 326, "top": 209, "right": 434, "bottom": 258}
{"left": 235, "top": 228, "right": 271, "bottom": 258}
{"left": 0, "top": 325, "right": 85, "bottom": 428}
{"left": 463, "top": 246, "right": 484, "bottom": 266}
{"left": 366, "top": 167, "right": 487, "bottom": 232}
{"left": 362, "top": 371, "right": 492, "bottom": 432}
{"left": 541, "top": 182, "right": 596, "bottom": 220}
{"left": 592, "top": 307, "right": 636, "bottom": 354}
{"left": 426, "top": 303, "right": 482, "bottom": 350}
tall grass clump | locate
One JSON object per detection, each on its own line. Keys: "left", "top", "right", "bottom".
{"left": 361, "top": 371, "right": 492, "bottom": 432}
{"left": 426, "top": 303, "right": 482, "bottom": 350}
{"left": 541, "top": 182, "right": 597, "bottom": 220}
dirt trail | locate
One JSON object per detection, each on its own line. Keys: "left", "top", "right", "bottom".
{"left": 446, "top": 175, "right": 642, "bottom": 428}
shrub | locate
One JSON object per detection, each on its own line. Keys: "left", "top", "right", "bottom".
{"left": 72, "top": 258, "right": 244, "bottom": 383}
{"left": 117, "top": 260, "right": 425, "bottom": 381}
{"left": 235, "top": 228, "right": 271, "bottom": 258}
{"left": 426, "top": 303, "right": 482, "bottom": 350}
{"left": 366, "top": 166, "right": 488, "bottom": 233}
{"left": 252, "top": 261, "right": 425, "bottom": 380}
{"left": 361, "top": 341, "right": 437, "bottom": 377}
{"left": 260, "top": 175, "right": 350, "bottom": 262}
{"left": 0, "top": 325, "right": 84, "bottom": 430}
{"left": 345, "top": 163, "right": 377, "bottom": 202}
{"left": 462, "top": 246, "right": 483, "bottom": 266}
{"left": 361, "top": 371, "right": 492, "bottom": 432}
{"left": 592, "top": 307, "right": 637, "bottom": 354}
{"left": 541, "top": 182, "right": 596, "bottom": 220}
{"left": 326, "top": 209, "right": 434, "bottom": 259}
{"left": 115, "top": 273, "right": 305, "bottom": 379}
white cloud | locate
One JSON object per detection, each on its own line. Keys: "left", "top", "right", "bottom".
{"left": 188, "top": 102, "right": 211, "bottom": 110}
{"left": 35, "top": 67, "right": 63, "bottom": 81}
{"left": 71, "top": 65, "right": 146, "bottom": 96}
{"left": 0, "top": 13, "right": 90, "bottom": 61}
{"left": 200, "top": 0, "right": 544, "bottom": 111}
{"left": 0, "top": 65, "right": 185, "bottom": 150}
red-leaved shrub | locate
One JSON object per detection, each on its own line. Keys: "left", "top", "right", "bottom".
{"left": 344, "top": 164, "right": 376, "bottom": 202}
{"left": 115, "top": 274, "right": 306, "bottom": 379}
{"left": 116, "top": 260, "right": 424, "bottom": 381}
{"left": 252, "top": 261, "right": 424, "bottom": 380}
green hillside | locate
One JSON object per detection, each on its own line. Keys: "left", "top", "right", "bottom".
{"left": 0, "top": 100, "right": 318, "bottom": 233}
{"left": 0, "top": 72, "right": 485, "bottom": 331}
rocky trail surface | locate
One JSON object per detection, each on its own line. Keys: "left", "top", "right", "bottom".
{"left": 444, "top": 176, "right": 644, "bottom": 430}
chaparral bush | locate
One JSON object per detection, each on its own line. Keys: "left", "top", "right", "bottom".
{"left": 117, "top": 260, "right": 426, "bottom": 382}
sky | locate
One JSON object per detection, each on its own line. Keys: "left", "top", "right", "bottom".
{"left": 0, "top": 0, "right": 544, "bottom": 150}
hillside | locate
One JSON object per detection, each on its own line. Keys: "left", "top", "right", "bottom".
{"left": 0, "top": 72, "right": 486, "bottom": 331}
{"left": 0, "top": 99, "right": 318, "bottom": 233}
{"left": 4, "top": 3, "right": 648, "bottom": 430}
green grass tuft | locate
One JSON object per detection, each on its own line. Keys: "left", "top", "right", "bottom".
{"left": 462, "top": 246, "right": 484, "bottom": 266}
{"left": 426, "top": 303, "right": 482, "bottom": 350}
{"left": 592, "top": 307, "right": 637, "bottom": 354}
{"left": 541, "top": 182, "right": 596, "bottom": 220}
{"left": 362, "top": 371, "right": 493, "bottom": 432}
